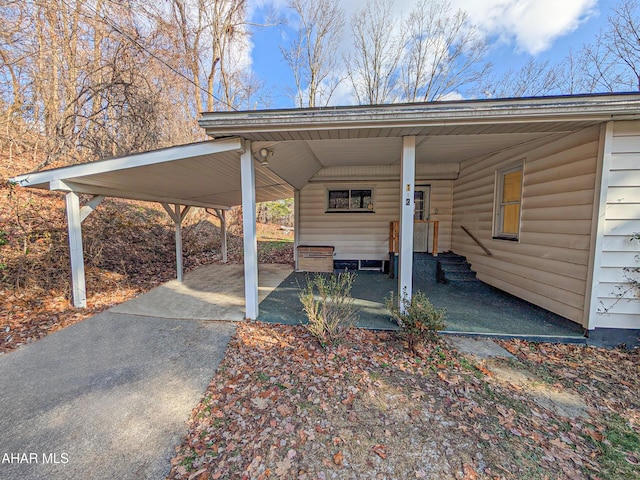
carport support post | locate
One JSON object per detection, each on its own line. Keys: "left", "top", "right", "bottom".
{"left": 65, "top": 191, "right": 87, "bottom": 308}
{"left": 398, "top": 136, "right": 416, "bottom": 311}
{"left": 241, "top": 141, "right": 259, "bottom": 319}
{"left": 214, "top": 208, "right": 228, "bottom": 263}
{"left": 174, "top": 204, "right": 184, "bottom": 281}
{"left": 162, "top": 203, "right": 191, "bottom": 282}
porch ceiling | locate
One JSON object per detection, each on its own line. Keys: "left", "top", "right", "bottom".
{"left": 201, "top": 94, "right": 640, "bottom": 192}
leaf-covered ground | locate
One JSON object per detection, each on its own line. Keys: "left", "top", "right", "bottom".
{"left": 169, "top": 323, "right": 640, "bottom": 480}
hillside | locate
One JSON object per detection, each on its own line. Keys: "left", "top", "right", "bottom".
{"left": 0, "top": 152, "right": 293, "bottom": 354}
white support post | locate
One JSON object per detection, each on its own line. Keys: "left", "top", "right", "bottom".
{"left": 80, "top": 195, "right": 104, "bottom": 222}
{"left": 398, "top": 136, "right": 416, "bottom": 310}
{"left": 293, "top": 189, "right": 300, "bottom": 269}
{"left": 174, "top": 204, "right": 184, "bottom": 282}
{"left": 241, "top": 141, "right": 259, "bottom": 320}
{"left": 162, "top": 203, "right": 191, "bottom": 282}
{"left": 215, "top": 208, "right": 228, "bottom": 263}
{"left": 65, "top": 192, "right": 87, "bottom": 308}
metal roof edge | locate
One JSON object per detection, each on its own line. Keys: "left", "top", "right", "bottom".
{"left": 199, "top": 93, "right": 640, "bottom": 133}
{"left": 10, "top": 138, "right": 243, "bottom": 189}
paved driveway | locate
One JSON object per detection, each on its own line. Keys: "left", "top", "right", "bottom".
{"left": 0, "top": 312, "right": 235, "bottom": 480}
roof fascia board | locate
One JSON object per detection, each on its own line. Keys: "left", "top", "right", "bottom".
{"left": 49, "top": 180, "right": 231, "bottom": 210}
{"left": 199, "top": 96, "right": 640, "bottom": 135}
{"left": 11, "top": 138, "right": 243, "bottom": 188}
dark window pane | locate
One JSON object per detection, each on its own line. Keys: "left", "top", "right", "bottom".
{"left": 350, "top": 189, "right": 372, "bottom": 209}
{"left": 329, "top": 190, "right": 349, "bottom": 209}
{"left": 414, "top": 191, "right": 424, "bottom": 220}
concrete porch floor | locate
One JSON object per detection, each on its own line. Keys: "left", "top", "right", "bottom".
{"left": 110, "top": 260, "right": 585, "bottom": 341}
{"left": 111, "top": 263, "right": 293, "bottom": 320}
{"left": 258, "top": 258, "right": 586, "bottom": 341}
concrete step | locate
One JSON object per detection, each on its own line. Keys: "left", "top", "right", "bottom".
{"left": 436, "top": 252, "right": 481, "bottom": 284}
{"left": 443, "top": 263, "right": 473, "bottom": 272}
{"left": 446, "top": 271, "right": 480, "bottom": 282}
{"left": 437, "top": 256, "right": 469, "bottom": 264}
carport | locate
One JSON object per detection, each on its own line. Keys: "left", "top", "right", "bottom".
{"left": 11, "top": 138, "right": 293, "bottom": 319}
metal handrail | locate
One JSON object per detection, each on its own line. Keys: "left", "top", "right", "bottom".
{"left": 460, "top": 225, "right": 492, "bottom": 256}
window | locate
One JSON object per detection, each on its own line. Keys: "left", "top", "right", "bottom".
{"left": 327, "top": 188, "right": 373, "bottom": 212}
{"left": 414, "top": 186, "right": 431, "bottom": 221}
{"left": 494, "top": 164, "right": 523, "bottom": 240}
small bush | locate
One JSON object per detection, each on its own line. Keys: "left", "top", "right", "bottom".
{"left": 299, "top": 272, "right": 358, "bottom": 347}
{"left": 386, "top": 288, "right": 446, "bottom": 353}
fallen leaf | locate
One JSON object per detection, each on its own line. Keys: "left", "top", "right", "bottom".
{"left": 372, "top": 444, "right": 387, "bottom": 459}
{"left": 275, "top": 458, "right": 292, "bottom": 477}
{"left": 333, "top": 451, "right": 344, "bottom": 466}
{"left": 187, "top": 468, "right": 209, "bottom": 480}
{"left": 462, "top": 463, "right": 477, "bottom": 479}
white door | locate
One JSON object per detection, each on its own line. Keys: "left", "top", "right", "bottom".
{"left": 413, "top": 186, "right": 431, "bottom": 252}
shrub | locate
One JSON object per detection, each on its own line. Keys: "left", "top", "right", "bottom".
{"left": 386, "top": 288, "right": 446, "bottom": 353}
{"left": 299, "top": 272, "right": 358, "bottom": 347}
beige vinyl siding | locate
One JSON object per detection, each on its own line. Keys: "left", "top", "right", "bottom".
{"left": 428, "top": 180, "right": 453, "bottom": 252}
{"left": 590, "top": 121, "right": 640, "bottom": 329}
{"left": 298, "top": 174, "right": 453, "bottom": 261}
{"left": 452, "top": 126, "right": 601, "bottom": 326}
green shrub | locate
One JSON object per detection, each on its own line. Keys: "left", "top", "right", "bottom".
{"left": 386, "top": 288, "right": 446, "bottom": 353}
{"left": 299, "top": 272, "right": 358, "bottom": 347}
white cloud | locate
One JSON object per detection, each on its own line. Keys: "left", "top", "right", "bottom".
{"left": 255, "top": 0, "right": 599, "bottom": 56}
{"left": 445, "top": 0, "right": 599, "bottom": 55}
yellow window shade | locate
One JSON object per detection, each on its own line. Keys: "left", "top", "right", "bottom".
{"left": 502, "top": 204, "right": 520, "bottom": 234}
{"left": 502, "top": 170, "right": 522, "bottom": 203}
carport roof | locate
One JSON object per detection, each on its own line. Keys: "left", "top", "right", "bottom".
{"left": 10, "top": 137, "right": 294, "bottom": 209}
{"left": 11, "top": 93, "right": 640, "bottom": 208}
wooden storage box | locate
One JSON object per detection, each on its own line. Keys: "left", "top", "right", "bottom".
{"left": 297, "top": 246, "right": 334, "bottom": 272}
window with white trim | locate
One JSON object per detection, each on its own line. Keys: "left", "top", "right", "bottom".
{"left": 327, "top": 188, "right": 374, "bottom": 212}
{"left": 494, "top": 163, "right": 523, "bottom": 240}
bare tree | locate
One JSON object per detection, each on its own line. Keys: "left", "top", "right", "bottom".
{"left": 346, "top": 0, "right": 404, "bottom": 105}
{"left": 480, "top": 58, "right": 558, "bottom": 99}
{"left": 603, "top": 0, "right": 640, "bottom": 91}
{"left": 1, "top": 0, "right": 252, "bottom": 166}
{"left": 557, "top": 0, "right": 640, "bottom": 95}
{"left": 167, "top": 0, "right": 249, "bottom": 112}
{"left": 400, "top": 0, "right": 490, "bottom": 102}
{"left": 280, "top": 0, "right": 345, "bottom": 107}
{"left": 552, "top": 48, "right": 590, "bottom": 95}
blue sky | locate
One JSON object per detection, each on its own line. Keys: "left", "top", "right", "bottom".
{"left": 247, "top": 0, "right": 618, "bottom": 108}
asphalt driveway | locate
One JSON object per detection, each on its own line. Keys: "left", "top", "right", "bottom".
{"left": 0, "top": 311, "right": 235, "bottom": 480}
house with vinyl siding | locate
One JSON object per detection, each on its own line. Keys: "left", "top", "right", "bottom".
{"left": 11, "top": 93, "right": 640, "bottom": 345}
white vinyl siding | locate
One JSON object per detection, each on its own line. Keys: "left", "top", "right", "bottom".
{"left": 298, "top": 173, "right": 453, "bottom": 261}
{"left": 590, "top": 121, "right": 640, "bottom": 330}
{"left": 452, "top": 126, "right": 600, "bottom": 326}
